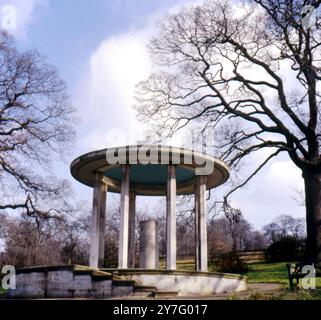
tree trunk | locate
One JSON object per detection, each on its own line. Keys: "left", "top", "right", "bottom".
{"left": 303, "top": 170, "right": 321, "bottom": 261}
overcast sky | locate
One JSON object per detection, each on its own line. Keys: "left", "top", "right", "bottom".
{"left": 1, "top": 0, "right": 306, "bottom": 230}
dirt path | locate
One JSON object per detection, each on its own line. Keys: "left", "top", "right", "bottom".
{"left": 247, "top": 283, "right": 284, "bottom": 292}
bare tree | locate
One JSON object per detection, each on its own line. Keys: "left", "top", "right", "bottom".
{"left": 224, "top": 204, "right": 242, "bottom": 252}
{"left": 263, "top": 214, "right": 306, "bottom": 243}
{"left": 136, "top": 0, "right": 321, "bottom": 260}
{"left": 1, "top": 215, "right": 63, "bottom": 267}
{"left": 0, "top": 31, "right": 75, "bottom": 221}
{"left": 60, "top": 216, "right": 90, "bottom": 265}
{"left": 208, "top": 218, "right": 233, "bottom": 256}
{"left": 0, "top": 206, "right": 91, "bottom": 268}
{"left": 247, "top": 231, "right": 268, "bottom": 250}
{"left": 263, "top": 222, "right": 281, "bottom": 243}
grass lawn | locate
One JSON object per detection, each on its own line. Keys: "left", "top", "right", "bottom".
{"left": 0, "top": 286, "right": 7, "bottom": 294}
{"left": 162, "top": 259, "right": 321, "bottom": 290}
{"left": 0, "top": 276, "right": 4, "bottom": 294}
{"left": 161, "top": 259, "right": 289, "bottom": 283}
{"left": 240, "top": 261, "right": 321, "bottom": 288}
{"left": 241, "top": 262, "right": 289, "bottom": 284}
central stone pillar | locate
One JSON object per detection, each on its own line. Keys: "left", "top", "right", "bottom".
{"left": 166, "top": 164, "right": 176, "bottom": 270}
{"left": 139, "top": 220, "right": 159, "bottom": 269}
{"left": 195, "top": 175, "right": 208, "bottom": 272}
{"left": 89, "top": 172, "right": 107, "bottom": 268}
{"left": 118, "top": 165, "right": 130, "bottom": 269}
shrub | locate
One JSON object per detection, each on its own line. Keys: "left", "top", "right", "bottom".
{"left": 265, "top": 236, "right": 305, "bottom": 262}
{"left": 215, "top": 251, "right": 248, "bottom": 273}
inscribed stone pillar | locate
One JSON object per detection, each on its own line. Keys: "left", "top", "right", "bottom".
{"left": 139, "top": 220, "right": 159, "bottom": 269}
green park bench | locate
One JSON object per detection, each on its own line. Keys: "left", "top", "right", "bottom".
{"left": 286, "top": 261, "right": 321, "bottom": 290}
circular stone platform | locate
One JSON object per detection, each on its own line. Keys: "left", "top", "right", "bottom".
{"left": 7, "top": 266, "right": 247, "bottom": 299}
{"left": 70, "top": 145, "right": 229, "bottom": 196}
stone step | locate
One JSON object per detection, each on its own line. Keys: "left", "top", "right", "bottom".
{"left": 112, "top": 279, "right": 136, "bottom": 287}
{"left": 112, "top": 274, "right": 127, "bottom": 281}
{"left": 132, "top": 291, "right": 154, "bottom": 297}
{"left": 134, "top": 285, "right": 157, "bottom": 291}
{"left": 153, "top": 290, "right": 179, "bottom": 298}
{"left": 92, "top": 274, "right": 113, "bottom": 282}
{"left": 74, "top": 267, "right": 113, "bottom": 282}
{"left": 133, "top": 285, "right": 157, "bottom": 297}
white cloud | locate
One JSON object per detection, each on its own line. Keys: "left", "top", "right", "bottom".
{"left": 74, "top": 0, "right": 204, "bottom": 152}
{"left": 75, "top": 29, "right": 153, "bottom": 151}
{"left": 0, "top": 0, "right": 47, "bottom": 40}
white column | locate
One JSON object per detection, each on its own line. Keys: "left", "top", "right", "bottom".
{"left": 98, "top": 184, "right": 107, "bottom": 267}
{"left": 128, "top": 192, "right": 136, "bottom": 268}
{"left": 166, "top": 164, "right": 176, "bottom": 270}
{"left": 195, "top": 176, "right": 208, "bottom": 272}
{"left": 118, "top": 165, "right": 130, "bottom": 269}
{"left": 195, "top": 187, "right": 200, "bottom": 271}
{"left": 89, "top": 172, "right": 106, "bottom": 268}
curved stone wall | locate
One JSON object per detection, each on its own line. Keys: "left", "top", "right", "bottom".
{"left": 109, "top": 269, "right": 247, "bottom": 296}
